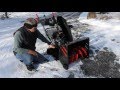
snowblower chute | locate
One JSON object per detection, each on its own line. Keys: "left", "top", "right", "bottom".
{"left": 39, "top": 14, "right": 89, "bottom": 69}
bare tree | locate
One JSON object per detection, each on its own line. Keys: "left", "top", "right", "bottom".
{"left": 5, "top": 12, "right": 9, "bottom": 18}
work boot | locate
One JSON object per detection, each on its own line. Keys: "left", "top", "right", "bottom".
{"left": 26, "top": 64, "right": 35, "bottom": 71}
{"left": 63, "top": 64, "right": 69, "bottom": 70}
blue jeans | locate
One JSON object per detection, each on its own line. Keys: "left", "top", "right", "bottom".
{"left": 15, "top": 52, "right": 48, "bottom": 66}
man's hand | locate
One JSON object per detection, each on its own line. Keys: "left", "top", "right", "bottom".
{"left": 28, "top": 50, "right": 37, "bottom": 56}
{"left": 48, "top": 44, "right": 55, "bottom": 49}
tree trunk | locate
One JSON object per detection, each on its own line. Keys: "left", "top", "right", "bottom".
{"left": 5, "top": 12, "right": 9, "bottom": 18}
{"left": 87, "top": 12, "right": 97, "bottom": 19}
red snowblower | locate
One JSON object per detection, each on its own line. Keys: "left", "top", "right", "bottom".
{"left": 37, "top": 13, "right": 89, "bottom": 69}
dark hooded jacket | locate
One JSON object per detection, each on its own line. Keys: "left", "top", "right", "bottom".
{"left": 13, "top": 26, "right": 51, "bottom": 54}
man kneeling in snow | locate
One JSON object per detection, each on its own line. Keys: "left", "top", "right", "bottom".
{"left": 13, "top": 18, "right": 55, "bottom": 71}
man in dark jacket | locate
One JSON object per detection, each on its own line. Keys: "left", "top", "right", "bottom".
{"left": 13, "top": 18, "right": 55, "bottom": 71}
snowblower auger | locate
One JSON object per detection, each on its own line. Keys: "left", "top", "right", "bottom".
{"left": 39, "top": 14, "right": 89, "bottom": 70}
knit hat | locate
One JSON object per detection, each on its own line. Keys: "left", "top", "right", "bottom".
{"left": 24, "top": 18, "right": 38, "bottom": 29}
{"left": 25, "top": 18, "right": 38, "bottom": 25}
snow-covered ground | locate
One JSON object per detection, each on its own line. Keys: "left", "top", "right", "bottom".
{"left": 0, "top": 12, "right": 120, "bottom": 78}
{"left": 78, "top": 12, "right": 120, "bottom": 62}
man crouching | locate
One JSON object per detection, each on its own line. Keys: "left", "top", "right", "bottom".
{"left": 13, "top": 18, "right": 55, "bottom": 71}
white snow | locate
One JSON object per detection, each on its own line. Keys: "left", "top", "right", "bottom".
{"left": 0, "top": 12, "right": 85, "bottom": 78}
{"left": 79, "top": 12, "right": 89, "bottom": 19}
{"left": 1, "top": 12, "right": 120, "bottom": 78}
